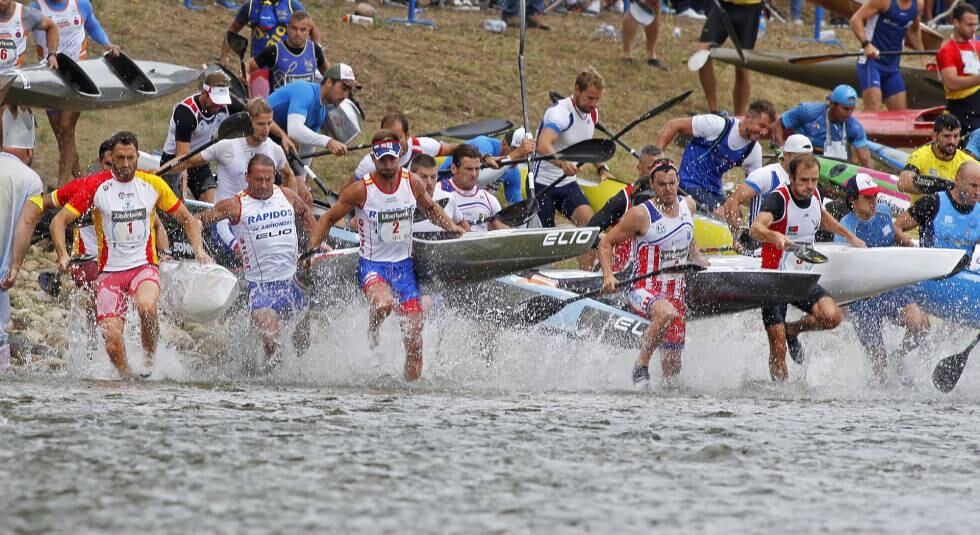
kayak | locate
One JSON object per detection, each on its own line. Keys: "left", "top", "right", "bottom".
{"left": 1, "top": 52, "right": 202, "bottom": 112}
{"left": 159, "top": 260, "right": 240, "bottom": 323}
{"left": 810, "top": 0, "right": 944, "bottom": 49}
{"left": 710, "top": 48, "right": 944, "bottom": 109}
{"left": 853, "top": 107, "right": 943, "bottom": 148}
{"left": 709, "top": 244, "right": 967, "bottom": 305}
{"left": 866, "top": 140, "right": 910, "bottom": 172}
{"left": 817, "top": 155, "right": 911, "bottom": 212}
{"left": 913, "top": 270, "right": 980, "bottom": 328}
{"left": 304, "top": 226, "right": 602, "bottom": 293}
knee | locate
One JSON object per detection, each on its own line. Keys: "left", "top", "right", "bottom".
{"left": 906, "top": 306, "right": 931, "bottom": 332}
{"left": 817, "top": 302, "right": 842, "bottom": 328}
{"left": 135, "top": 300, "right": 158, "bottom": 319}
{"left": 651, "top": 300, "right": 679, "bottom": 321}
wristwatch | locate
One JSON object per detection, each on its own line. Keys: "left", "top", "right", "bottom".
{"left": 860, "top": 40, "right": 871, "bottom": 49}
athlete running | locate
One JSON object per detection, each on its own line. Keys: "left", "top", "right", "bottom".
{"left": 598, "top": 159, "right": 709, "bottom": 385}
{"left": 411, "top": 154, "right": 468, "bottom": 234}
{"left": 349, "top": 112, "right": 457, "bottom": 185}
{"left": 437, "top": 145, "right": 508, "bottom": 232}
{"left": 898, "top": 115, "right": 974, "bottom": 202}
{"left": 197, "top": 154, "right": 315, "bottom": 367}
{"left": 49, "top": 132, "right": 211, "bottom": 380}
{"left": 849, "top": 0, "right": 925, "bottom": 111}
{"left": 306, "top": 130, "right": 466, "bottom": 381}
{"left": 245, "top": 11, "right": 328, "bottom": 94}
{"left": 750, "top": 154, "right": 865, "bottom": 381}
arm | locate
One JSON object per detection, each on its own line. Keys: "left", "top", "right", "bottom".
{"left": 50, "top": 208, "right": 80, "bottom": 273}
{"left": 286, "top": 114, "right": 345, "bottom": 154}
{"left": 282, "top": 187, "right": 316, "bottom": 236}
{"left": 269, "top": 122, "right": 296, "bottom": 156}
{"left": 39, "top": 17, "right": 60, "bottom": 68}
{"left": 850, "top": 0, "right": 887, "bottom": 58}
{"left": 279, "top": 161, "right": 312, "bottom": 206}
{"left": 411, "top": 177, "right": 465, "bottom": 234}
{"left": 307, "top": 181, "right": 366, "bottom": 250}
{"left": 489, "top": 218, "right": 509, "bottom": 231}
{"left": 722, "top": 184, "right": 757, "bottom": 236}
{"left": 315, "top": 44, "right": 330, "bottom": 74}
{"left": 894, "top": 209, "right": 920, "bottom": 232}
{"left": 535, "top": 126, "right": 579, "bottom": 177}
{"left": 820, "top": 206, "right": 866, "bottom": 247}
{"left": 196, "top": 198, "right": 240, "bottom": 226}
{"left": 80, "top": 0, "right": 117, "bottom": 54}
{"left": 854, "top": 146, "right": 874, "bottom": 168}
{"left": 598, "top": 207, "right": 644, "bottom": 291}
{"left": 310, "top": 22, "right": 322, "bottom": 47}
{"left": 685, "top": 196, "right": 711, "bottom": 268}
{"left": 245, "top": 57, "right": 260, "bottom": 75}
{"left": 157, "top": 152, "right": 208, "bottom": 178}
{"left": 939, "top": 66, "right": 980, "bottom": 91}
{"left": 153, "top": 216, "right": 170, "bottom": 255}
{"left": 907, "top": 7, "right": 925, "bottom": 51}
{"left": 772, "top": 117, "right": 786, "bottom": 146}
{"left": 655, "top": 117, "right": 694, "bottom": 152}
{"left": 893, "top": 220, "right": 915, "bottom": 246}
{"left": 171, "top": 204, "right": 212, "bottom": 263}
{"left": 0, "top": 200, "right": 44, "bottom": 289}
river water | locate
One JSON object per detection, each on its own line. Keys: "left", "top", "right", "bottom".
{"left": 3, "top": 308, "right": 980, "bottom": 534}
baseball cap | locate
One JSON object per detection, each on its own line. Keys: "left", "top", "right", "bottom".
{"left": 783, "top": 134, "right": 813, "bottom": 154}
{"left": 509, "top": 127, "right": 530, "bottom": 147}
{"left": 372, "top": 139, "right": 400, "bottom": 159}
{"left": 828, "top": 84, "right": 858, "bottom": 106}
{"left": 845, "top": 173, "right": 886, "bottom": 198}
{"left": 325, "top": 63, "right": 362, "bottom": 89}
{"left": 204, "top": 84, "right": 232, "bottom": 105}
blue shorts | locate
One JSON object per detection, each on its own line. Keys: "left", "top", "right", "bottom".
{"left": 358, "top": 257, "right": 422, "bottom": 310}
{"left": 856, "top": 63, "right": 906, "bottom": 99}
{"left": 247, "top": 279, "right": 308, "bottom": 317}
{"left": 847, "top": 289, "right": 913, "bottom": 349}
{"left": 683, "top": 187, "right": 725, "bottom": 212}
{"left": 534, "top": 180, "right": 591, "bottom": 227}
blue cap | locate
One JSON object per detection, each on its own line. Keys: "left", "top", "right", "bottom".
{"left": 828, "top": 84, "right": 858, "bottom": 106}
{"left": 372, "top": 140, "right": 400, "bottom": 160}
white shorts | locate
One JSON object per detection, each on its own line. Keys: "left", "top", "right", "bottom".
{"left": 2, "top": 106, "right": 36, "bottom": 150}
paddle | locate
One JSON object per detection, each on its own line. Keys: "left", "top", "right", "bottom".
{"left": 226, "top": 31, "right": 249, "bottom": 87}
{"left": 518, "top": 0, "right": 535, "bottom": 201}
{"left": 932, "top": 332, "right": 980, "bottom": 393}
{"left": 508, "top": 263, "right": 706, "bottom": 326}
{"left": 788, "top": 50, "right": 938, "bottom": 65}
{"left": 912, "top": 174, "right": 953, "bottom": 194}
{"left": 711, "top": 0, "right": 745, "bottom": 64}
{"left": 492, "top": 139, "right": 616, "bottom": 167}
{"left": 156, "top": 112, "right": 254, "bottom": 174}
{"left": 286, "top": 152, "right": 339, "bottom": 203}
{"left": 297, "top": 119, "right": 514, "bottom": 159}
{"left": 789, "top": 243, "right": 829, "bottom": 264}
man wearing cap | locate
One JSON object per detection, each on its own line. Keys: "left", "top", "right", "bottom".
{"left": 245, "top": 11, "right": 328, "bottom": 95}
{"left": 161, "top": 72, "right": 247, "bottom": 203}
{"left": 348, "top": 112, "right": 458, "bottom": 186}
{"left": 437, "top": 129, "right": 535, "bottom": 204}
{"left": 621, "top": 0, "right": 666, "bottom": 71}
{"left": 937, "top": 5, "right": 980, "bottom": 135}
{"left": 723, "top": 134, "right": 815, "bottom": 253}
{"left": 305, "top": 129, "right": 467, "bottom": 381}
{"left": 849, "top": 0, "right": 925, "bottom": 111}
{"left": 898, "top": 114, "right": 976, "bottom": 202}
{"left": 836, "top": 173, "right": 927, "bottom": 383}
{"left": 775, "top": 85, "right": 873, "bottom": 167}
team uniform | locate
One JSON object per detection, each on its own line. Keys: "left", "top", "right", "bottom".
{"left": 61, "top": 170, "right": 183, "bottom": 321}
{"left": 231, "top": 186, "right": 306, "bottom": 316}
{"left": 355, "top": 170, "right": 422, "bottom": 313}
{"left": 0, "top": 3, "right": 48, "bottom": 150}
{"left": 267, "top": 80, "right": 337, "bottom": 174}
{"left": 904, "top": 144, "right": 974, "bottom": 202}
{"left": 758, "top": 184, "right": 830, "bottom": 327}
{"left": 31, "top": 0, "right": 112, "bottom": 60}
{"left": 160, "top": 93, "right": 243, "bottom": 199}
{"left": 234, "top": 0, "right": 306, "bottom": 56}
{"left": 437, "top": 135, "right": 524, "bottom": 203}
{"left": 46, "top": 171, "right": 109, "bottom": 286}
{"left": 626, "top": 198, "right": 695, "bottom": 350}
{"left": 937, "top": 36, "right": 980, "bottom": 134}
{"left": 856, "top": 0, "right": 917, "bottom": 99}
{"left": 679, "top": 114, "right": 762, "bottom": 211}
{"left": 251, "top": 38, "right": 325, "bottom": 92}
{"left": 588, "top": 182, "right": 653, "bottom": 272}
{"left": 743, "top": 162, "right": 789, "bottom": 226}
{"left": 354, "top": 136, "right": 445, "bottom": 181}
{"left": 534, "top": 96, "right": 597, "bottom": 227}
{"left": 699, "top": 0, "right": 763, "bottom": 51}
{"left": 779, "top": 103, "right": 870, "bottom": 161}
{"left": 437, "top": 178, "right": 501, "bottom": 232}
{"left": 414, "top": 187, "right": 464, "bottom": 234}
{"left": 908, "top": 190, "right": 980, "bottom": 255}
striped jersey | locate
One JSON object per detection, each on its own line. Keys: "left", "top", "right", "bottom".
{"left": 632, "top": 198, "right": 694, "bottom": 297}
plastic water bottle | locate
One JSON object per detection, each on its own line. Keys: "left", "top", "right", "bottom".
{"left": 483, "top": 19, "right": 507, "bottom": 33}
{"left": 595, "top": 23, "right": 621, "bottom": 40}
{"left": 342, "top": 13, "right": 374, "bottom": 27}
{"left": 757, "top": 14, "right": 766, "bottom": 39}
{"left": 673, "top": 26, "right": 681, "bottom": 38}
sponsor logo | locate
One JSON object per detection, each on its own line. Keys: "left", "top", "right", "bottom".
{"left": 613, "top": 316, "right": 648, "bottom": 336}
{"left": 256, "top": 228, "right": 293, "bottom": 240}
{"left": 377, "top": 207, "right": 414, "bottom": 223}
{"left": 542, "top": 229, "right": 595, "bottom": 246}
{"left": 788, "top": 225, "right": 799, "bottom": 233}
{"left": 245, "top": 209, "right": 294, "bottom": 225}
{"left": 110, "top": 208, "right": 146, "bottom": 223}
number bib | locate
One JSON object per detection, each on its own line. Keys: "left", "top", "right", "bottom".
{"left": 961, "top": 50, "right": 980, "bottom": 76}
{"left": 0, "top": 38, "right": 17, "bottom": 67}
{"left": 109, "top": 208, "right": 149, "bottom": 246}
{"left": 377, "top": 208, "right": 413, "bottom": 243}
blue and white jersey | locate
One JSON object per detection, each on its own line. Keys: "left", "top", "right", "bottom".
{"left": 534, "top": 97, "right": 597, "bottom": 187}
{"left": 679, "top": 115, "right": 762, "bottom": 196}
{"left": 271, "top": 39, "right": 319, "bottom": 90}
{"left": 632, "top": 197, "right": 694, "bottom": 295}
{"left": 779, "top": 103, "right": 870, "bottom": 151}
{"left": 858, "top": 0, "right": 918, "bottom": 72}
{"left": 744, "top": 162, "right": 788, "bottom": 225}
{"left": 438, "top": 178, "right": 501, "bottom": 232}
{"left": 836, "top": 203, "right": 896, "bottom": 248}
{"left": 231, "top": 186, "right": 298, "bottom": 283}
{"left": 923, "top": 191, "right": 980, "bottom": 256}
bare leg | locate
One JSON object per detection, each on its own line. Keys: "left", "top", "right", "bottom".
{"left": 133, "top": 281, "right": 161, "bottom": 370}
{"left": 696, "top": 43, "right": 719, "bottom": 112}
{"left": 883, "top": 91, "right": 908, "bottom": 111}
{"left": 400, "top": 310, "right": 424, "bottom": 381}
{"left": 252, "top": 308, "right": 281, "bottom": 360}
{"left": 785, "top": 297, "right": 843, "bottom": 338}
{"left": 364, "top": 282, "right": 397, "bottom": 349}
{"left": 571, "top": 203, "right": 596, "bottom": 270}
{"left": 636, "top": 299, "right": 678, "bottom": 367}
{"left": 861, "top": 87, "right": 884, "bottom": 112}
{"left": 733, "top": 67, "right": 751, "bottom": 116}
{"left": 99, "top": 317, "right": 131, "bottom": 377}
{"left": 293, "top": 310, "right": 312, "bottom": 356}
{"left": 622, "top": 13, "right": 639, "bottom": 58}
{"left": 48, "top": 111, "right": 82, "bottom": 186}
{"left": 644, "top": 14, "right": 661, "bottom": 60}
{"left": 765, "top": 324, "right": 788, "bottom": 381}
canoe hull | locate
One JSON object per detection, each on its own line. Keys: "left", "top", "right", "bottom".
{"left": 852, "top": 107, "right": 941, "bottom": 148}
{"left": 818, "top": 155, "right": 911, "bottom": 211}
{"left": 913, "top": 270, "right": 980, "bottom": 328}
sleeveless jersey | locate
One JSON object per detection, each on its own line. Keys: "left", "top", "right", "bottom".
{"left": 271, "top": 39, "right": 318, "bottom": 90}
{"left": 858, "top": 0, "right": 917, "bottom": 72}
{"left": 232, "top": 186, "right": 297, "bottom": 283}
{"left": 355, "top": 170, "right": 417, "bottom": 262}
{"left": 438, "top": 178, "right": 501, "bottom": 232}
{"left": 744, "top": 162, "right": 789, "bottom": 225}
{"left": 534, "top": 97, "right": 598, "bottom": 187}
{"left": 162, "top": 94, "right": 230, "bottom": 154}
{"left": 632, "top": 198, "right": 694, "bottom": 297}
{"left": 761, "top": 185, "right": 823, "bottom": 271}
{"left": 35, "top": 0, "right": 86, "bottom": 59}
{"left": 611, "top": 184, "right": 637, "bottom": 272}
{"left": 679, "top": 117, "right": 756, "bottom": 195}
{"left": 247, "top": 0, "right": 294, "bottom": 54}
{"left": 921, "top": 191, "right": 980, "bottom": 256}
{"left": 202, "top": 137, "right": 287, "bottom": 202}
{"left": 0, "top": 3, "right": 27, "bottom": 70}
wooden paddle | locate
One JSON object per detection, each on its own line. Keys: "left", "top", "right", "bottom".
{"left": 156, "top": 112, "right": 254, "bottom": 174}
{"left": 508, "top": 263, "right": 706, "bottom": 326}
{"left": 788, "top": 50, "right": 938, "bottom": 65}
{"left": 933, "top": 332, "right": 980, "bottom": 393}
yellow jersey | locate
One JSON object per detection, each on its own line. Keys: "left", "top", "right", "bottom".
{"left": 905, "top": 144, "right": 976, "bottom": 202}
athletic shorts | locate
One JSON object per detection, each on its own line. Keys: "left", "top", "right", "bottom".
{"left": 70, "top": 259, "right": 99, "bottom": 288}
{"left": 247, "top": 279, "right": 307, "bottom": 318}
{"left": 683, "top": 187, "right": 725, "bottom": 212}
{"left": 761, "top": 283, "right": 829, "bottom": 328}
{"left": 95, "top": 265, "right": 160, "bottom": 322}
{"left": 699, "top": 1, "right": 762, "bottom": 50}
{"left": 847, "top": 288, "right": 913, "bottom": 349}
{"left": 856, "top": 62, "right": 906, "bottom": 99}
{"left": 628, "top": 286, "right": 686, "bottom": 349}
{"left": 533, "top": 180, "right": 591, "bottom": 227}
{"left": 358, "top": 257, "right": 422, "bottom": 313}
{"left": 160, "top": 152, "right": 217, "bottom": 199}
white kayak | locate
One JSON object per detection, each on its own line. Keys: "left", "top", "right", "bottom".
{"left": 709, "top": 244, "right": 967, "bottom": 305}
{"left": 159, "top": 260, "right": 240, "bottom": 323}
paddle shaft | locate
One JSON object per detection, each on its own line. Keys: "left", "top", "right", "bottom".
{"left": 298, "top": 119, "right": 512, "bottom": 159}
{"left": 712, "top": 0, "right": 745, "bottom": 63}
{"left": 933, "top": 331, "right": 980, "bottom": 393}
{"left": 157, "top": 138, "right": 221, "bottom": 175}
{"left": 287, "top": 153, "right": 337, "bottom": 201}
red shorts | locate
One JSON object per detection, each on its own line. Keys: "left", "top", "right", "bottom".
{"left": 627, "top": 287, "right": 686, "bottom": 349}
{"left": 95, "top": 265, "right": 160, "bottom": 322}
{"left": 70, "top": 260, "right": 99, "bottom": 288}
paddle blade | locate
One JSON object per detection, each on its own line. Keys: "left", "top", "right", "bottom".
{"left": 933, "top": 333, "right": 980, "bottom": 392}
{"left": 439, "top": 119, "right": 514, "bottom": 139}
{"left": 217, "top": 112, "right": 254, "bottom": 140}
{"left": 792, "top": 245, "right": 829, "bottom": 264}
{"left": 511, "top": 294, "right": 571, "bottom": 326}
{"left": 548, "top": 90, "right": 564, "bottom": 103}
{"left": 226, "top": 31, "right": 248, "bottom": 59}
{"left": 554, "top": 139, "right": 616, "bottom": 163}
{"left": 494, "top": 198, "right": 537, "bottom": 227}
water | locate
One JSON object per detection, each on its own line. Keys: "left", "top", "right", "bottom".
{"left": 4, "top": 308, "right": 980, "bottom": 533}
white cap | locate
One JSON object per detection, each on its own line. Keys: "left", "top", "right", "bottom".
{"left": 204, "top": 84, "right": 232, "bottom": 105}
{"left": 510, "top": 127, "right": 529, "bottom": 147}
{"left": 783, "top": 134, "right": 814, "bottom": 154}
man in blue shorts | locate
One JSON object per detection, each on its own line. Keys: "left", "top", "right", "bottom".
{"left": 776, "top": 85, "right": 874, "bottom": 167}
{"left": 850, "top": 0, "right": 925, "bottom": 110}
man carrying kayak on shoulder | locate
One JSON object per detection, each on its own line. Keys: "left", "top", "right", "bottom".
{"left": 599, "top": 158, "right": 710, "bottom": 386}
{"left": 937, "top": 4, "right": 980, "bottom": 136}
{"left": 775, "top": 85, "right": 874, "bottom": 167}
{"left": 897, "top": 115, "right": 975, "bottom": 202}
{"left": 657, "top": 99, "right": 775, "bottom": 213}
{"left": 837, "top": 174, "right": 928, "bottom": 384}
{"left": 305, "top": 130, "right": 466, "bottom": 381}
{"left": 750, "top": 154, "right": 866, "bottom": 381}
{"left": 849, "top": 0, "right": 925, "bottom": 111}
{"left": 723, "top": 134, "right": 814, "bottom": 253}
{"left": 896, "top": 159, "right": 980, "bottom": 258}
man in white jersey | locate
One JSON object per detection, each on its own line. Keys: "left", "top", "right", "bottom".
{"left": 723, "top": 134, "right": 813, "bottom": 253}
{"left": 0, "top": 147, "right": 43, "bottom": 371}
{"left": 534, "top": 69, "right": 614, "bottom": 229}
{"left": 346, "top": 111, "right": 458, "bottom": 186}
{"left": 0, "top": 0, "right": 59, "bottom": 166}
{"left": 437, "top": 145, "right": 508, "bottom": 232}
{"left": 50, "top": 132, "right": 211, "bottom": 380}
{"left": 750, "top": 154, "right": 865, "bottom": 381}
{"left": 197, "top": 154, "right": 316, "bottom": 367}
{"left": 307, "top": 129, "right": 466, "bottom": 381}
{"left": 410, "top": 154, "right": 468, "bottom": 234}
{"left": 598, "top": 159, "right": 709, "bottom": 386}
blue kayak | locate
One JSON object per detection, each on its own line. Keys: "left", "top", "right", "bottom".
{"left": 914, "top": 270, "right": 980, "bottom": 328}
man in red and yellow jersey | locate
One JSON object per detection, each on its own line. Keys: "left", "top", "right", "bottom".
{"left": 50, "top": 131, "right": 211, "bottom": 379}
{"left": 937, "top": 4, "right": 980, "bottom": 135}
